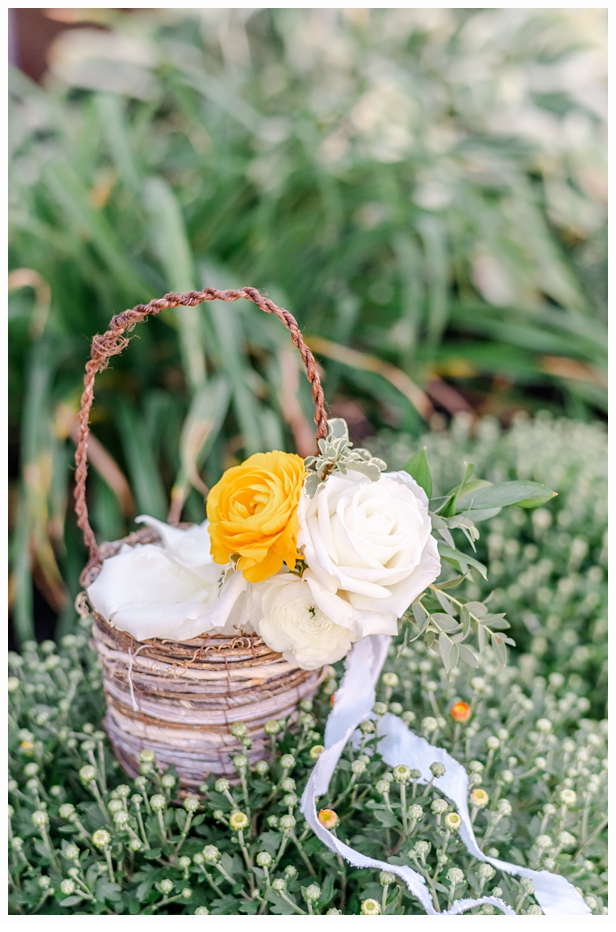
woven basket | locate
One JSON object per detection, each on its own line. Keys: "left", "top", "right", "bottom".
{"left": 74, "top": 288, "right": 329, "bottom": 786}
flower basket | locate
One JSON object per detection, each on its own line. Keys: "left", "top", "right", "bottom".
{"left": 74, "top": 288, "right": 329, "bottom": 786}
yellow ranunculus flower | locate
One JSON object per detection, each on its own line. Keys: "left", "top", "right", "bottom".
{"left": 207, "top": 451, "right": 305, "bottom": 582}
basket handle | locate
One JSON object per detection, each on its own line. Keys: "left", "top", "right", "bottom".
{"left": 74, "top": 287, "right": 328, "bottom": 565}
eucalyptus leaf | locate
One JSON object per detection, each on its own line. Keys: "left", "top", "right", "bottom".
{"left": 437, "top": 543, "right": 488, "bottom": 580}
{"left": 457, "top": 480, "right": 556, "bottom": 511}
{"left": 458, "top": 643, "right": 479, "bottom": 668}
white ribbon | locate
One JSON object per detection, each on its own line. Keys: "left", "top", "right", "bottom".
{"left": 300, "top": 635, "right": 590, "bottom": 916}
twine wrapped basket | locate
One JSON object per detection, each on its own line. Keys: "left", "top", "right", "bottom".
{"left": 74, "top": 288, "right": 329, "bottom": 788}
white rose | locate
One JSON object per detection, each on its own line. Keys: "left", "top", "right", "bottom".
{"left": 250, "top": 573, "right": 356, "bottom": 670}
{"left": 87, "top": 515, "right": 247, "bottom": 642}
{"left": 298, "top": 470, "right": 440, "bottom": 638}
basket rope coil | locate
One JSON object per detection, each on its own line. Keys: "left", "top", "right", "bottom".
{"left": 75, "top": 288, "right": 329, "bottom": 784}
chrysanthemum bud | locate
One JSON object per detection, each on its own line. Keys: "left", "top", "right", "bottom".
{"left": 255, "top": 760, "right": 269, "bottom": 775}
{"left": 470, "top": 788, "right": 489, "bottom": 808}
{"left": 230, "top": 722, "right": 248, "bottom": 739}
{"left": 233, "top": 754, "right": 248, "bottom": 772}
{"left": 382, "top": 673, "right": 399, "bottom": 688}
{"left": 256, "top": 851, "right": 272, "bottom": 867}
{"left": 393, "top": 765, "right": 411, "bottom": 784}
{"left": 430, "top": 762, "right": 446, "bottom": 778}
{"left": 559, "top": 789, "right": 577, "bottom": 807}
{"left": 32, "top": 810, "right": 49, "bottom": 827}
{"left": 389, "top": 702, "right": 403, "bottom": 716}
{"left": 59, "top": 804, "right": 75, "bottom": 820}
{"left": 285, "top": 865, "right": 298, "bottom": 880}
{"left": 422, "top": 716, "right": 438, "bottom": 733}
{"left": 280, "top": 754, "right": 296, "bottom": 770}
{"left": 444, "top": 812, "right": 462, "bottom": 831}
{"left": 360, "top": 720, "right": 376, "bottom": 734}
{"left": 535, "top": 834, "right": 552, "bottom": 850}
{"left": 114, "top": 811, "right": 129, "bottom": 827}
{"left": 351, "top": 759, "right": 367, "bottom": 775}
{"left": 150, "top": 794, "right": 166, "bottom": 811}
{"left": 376, "top": 780, "right": 390, "bottom": 795}
{"left": 486, "top": 736, "right": 500, "bottom": 750}
{"left": 264, "top": 720, "right": 281, "bottom": 736}
{"left": 92, "top": 829, "right": 111, "bottom": 849}
{"left": 161, "top": 774, "right": 176, "bottom": 789}
{"left": 229, "top": 811, "right": 249, "bottom": 832}
{"left": 431, "top": 798, "right": 448, "bottom": 815}
{"left": 139, "top": 748, "right": 156, "bottom": 763}
{"left": 303, "top": 884, "right": 321, "bottom": 902}
{"left": 160, "top": 879, "right": 174, "bottom": 895}
{"left": 279, "top": 779, "right": 295, "bottom": 795}
{"left": 184, "top": 796, "right": 199, "bottom": 812}
{"left": 361, "top": 898, "right": 381, "bottom": 915}
{"left": 272, "top": 878, "right": 286, "bottom": 892}
{"left": 557, "top": 831, "right": 575, "bottom": 847}
{"left": 279, "top": 814, "right": 296, "bottom": 832}
{"left": 477, "top": 863, "right": 495, "bottom": 881}
{"left": 447, "top": 867, "right": 464, "bottom": 884}
{"left": 372, "top": 702, "right": 388, "bottom": 716}
{"left": 450, "top": 701, "right": 471, "bottom": 723}
{"left": 379, "top": 871, "right": 395, "bottom": 886}
{"left": 401, "top": 711, "right": 416, "bottom": 724}
{"left": 497, "top": 799, "right": 512, "bottom": 817}
{"left": 60, "top": 879, "right": 75, "bottom": 895}
{"left": 318, "top": 809, "right": 339, "bottom": 830}
{"left": 79, "top": 765, "right": 97, "bottom": 784}
{"left": 408, "top": 804, "right": 423, "bottom": 821}
{"left": 202, "top": 845, "right": 220, "bottom": 864}
{"left": 194, "top": 907, "right": 209, "bottom": 915}
{"left": 310, "top": 745, "right": 325, "bottom": 760}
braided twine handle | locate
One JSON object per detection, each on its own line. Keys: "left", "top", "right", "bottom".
{"left": 74, "top": 287, "right": 328, "bottom": 567}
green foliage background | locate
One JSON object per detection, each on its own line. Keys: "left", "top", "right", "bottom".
{"left": 8, "top": 9, "right": 607, "bottom": 648}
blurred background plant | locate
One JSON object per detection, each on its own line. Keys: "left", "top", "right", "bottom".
{"left": 8, "top": 8, "right": 607, "bottom": 646}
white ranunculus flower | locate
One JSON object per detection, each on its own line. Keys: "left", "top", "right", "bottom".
{"left": 298, "top": 470, "right": 441, "bottom": 638}
{"left": 250, "top": 573, "right": 356, "bottom": 670}
{"left": 87, "top": 515, "right": 248, "bottom": 642}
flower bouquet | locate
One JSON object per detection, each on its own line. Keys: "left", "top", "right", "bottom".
{"left": 76, "top": 287, "right": 555, "bottom": 789}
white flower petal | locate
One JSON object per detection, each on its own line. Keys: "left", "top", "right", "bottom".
{"left": 87, "top": 517, "right": 247, "bottom": 642}
{"left": 299, "top": 470, "right": 440, "bottom": 639}
{"left": 252, "top": 573, "right": 356, "bottom": 670}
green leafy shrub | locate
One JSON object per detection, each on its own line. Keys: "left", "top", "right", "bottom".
{"left": 8, "top": 415, "right": 608, "bottom": 914}
{"left": 7, "top": 627, "right": 607, "bottom": 915}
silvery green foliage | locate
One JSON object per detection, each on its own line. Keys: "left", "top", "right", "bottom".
{"left": 304, "top": 418, "right": 387, "bottom": 498}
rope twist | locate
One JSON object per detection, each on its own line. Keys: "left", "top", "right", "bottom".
{"left": 74, "top": 287, "right": 328, "bottom": 566}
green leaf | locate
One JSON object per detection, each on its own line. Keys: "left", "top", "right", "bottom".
{"left": 412, "top": 601, "right": 429, "bottom": 632}
{"left": 491, "top": 631, "right": 508, "bottom": 666}
{"left": 434, "top": 589, "right": 457, "bottom": 615}
{"left": 438, "top": 543, "right": 487, "bottom": 579}
{"left": 60, "top": 895, "right": 86, "bottom": 907}
{"left": 431, "top": 613, "right": 461, "bottom": 633}
{"left": 458, "top": 644, "right": 479, "bottom": 667}
{"left": 439, "top": 632, "right": 459, "bottom": 672}
{"left": 461, "top": 605, "right": 471, "bottom": 638}
{"left": 457, "top": 480, "right": 556, "bottom": 511}
{"left": 431, "top": 573, "right": 467, "bottom": 591}
{"left": 403, "top": 447, "right": 432, "bottom": 499}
